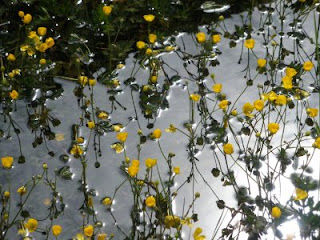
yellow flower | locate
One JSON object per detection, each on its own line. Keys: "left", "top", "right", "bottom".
{"left": 37, "top": 27, "right": 47, "bottom": 36}
{"left": 128, "top": 165, "right": 139, "bottom": 177}
{"left": 76, "top": 137, "right": 84, "bottom": 144}
{"left": 243, "top": 102, "right": 254, "bottom": 117}
{"left": 111, "top": 143, "right": 123, "bottom": 153}
{"left": 7, "top": 53, "right": 16, "bottom": 61}
{"left": 165, "top": 46, "right": 176, "bottom": 51}
{"left": 132, "top": 159, "right": 140, "bottom": 167}
{"left": 25, "top": 218, "right": 38, "bottom": 232}
{"left": 219, "top": 100, "right": 229, "bottom": 111}
{"left": 271, "top": 206, "right": 282, "bottom": 218}
{"left": 103, "top": 5, "right": 112, "bottom": 15}
{"left": 181, "top": 217, "right": 193, "bottom": 228}
{"left": 89, "top": 79, "right": 96, "bottom": 86}
{"left": 17, "top": 186, "right": 27, "bottom": 195}
{"left": 244, "top": 39, "right": 255, "bottom": 49}
{"left": 307, "top": 108, "right": 318, "bottom": 118}
{"left": 173, "top": 166, "right": 180, "bottom": 174}
{"left": 145, "top": 158, "right": 157, "bottom": 168}
{"left": 83, "top": 225, "right": 94, "bottom": 237}
{"left": 136, "top": 41, "right": 146, "bottom": 49}
{"left": 70, "top": 145, "right": 84, "bottom": 156}
{"left": 149, "top": 33, "right": 157, "bottom": 44}
{"left": 37, "top": 43, "right": 48, "bottom": 52}
{"left": 223, "top": 143, "right": 234, "bottom": 155}
{"left": 286, "top": 67, "right": 297, "bottom": 78}
{"left": 143, "top": 14, "right": 155, "bottom": 22}
{"left": 193, "top": 227, "right": 206, "bottom": 240}
{"left": 117, "top": 132, "right": 128, "bottom": 142}
{"left": 97, "top": 233, "right": 107, "bottom": 240}
{"left": 282, "top": 76, "right": 293, "bottom": 90}
{"left": 45, "top": 37, "right": 55, "bottom": 48}
{"left": 152, "top": 129, "right": 162, "bottom": 139}
{"left": 78, "top": 76, "right": 88, "bottom": 86}
{"left": 52, "top": 225, "right": 62, "bottom": 236}
{"left": 112, "top": 124, "right": 123, "bottom": 132}
{"left": 275, "top": 95, "right": 287, "bottom": 105}
{"left": 253, "top": 100, "right": 264, "bottom": 111}
{"left": 257, "top": 59, "right": 267, "bottom": 68}
{"left": 231, "top": 110, "right": 238, "bottom": 116}
{"left": 190, "top": 94, "right": 200, "bottom": 102}
{"left": 23, "top": 14, "right": 32, "bottom": 24}
{"left": 145, "top": 196, "right": 156, "bottom": 208}
{"left": 102, "top": 197, "right": 112, "bottom": 206}
{"left": 87, "top": 121, "right": 95, "bottom": 129}
{"left": 150, "top": 75, "right": 157, "bottom": 83}
{"left": 145, "top": 48, "right": 153, "bottom": 56}
{"left": 165, "top": 124, "right": 176, "bottom": 133}
{"left": 212, "top": 34, "right": 221, "bottom": 44}
{"left": 268, "top": 91, "right": 277, "bottom": 101}
{"left": 10, "top": 90, "right": 19, "bottom": 100}
{"left": 212, "top": 83, "right": 222, "bottom": 93}
{"left": 98, "top": 111, "right": 108, "bottom": 119}
{"left": 4, "top": 191, "right": 10, "bottom": 198}
{"left": 268, "top": 123, "right": 279, "bottom": 135}
{"left": 294, "top": 188, "right": 308, "bottom": 201}
{"left": 18, "top": 11, "right": 24, "bottom": 18}
{"left": 196, "top": 32, "right": 206, "bottom": 43}
{"left": 164, "top": 215, "right": 180, "bottom": 228}
{"left": 74, "top": 233, "right": 84, "bottom": 240}
{"left": 313, "top": 137, "right": 320, "bottom": 149}
{"left": 303, "top": 61, "right": 313, "bottom": 71}
{"left": 1, "top": 156, "right": 13, "bottom": 168}
{"left": 39, "top": 59, "right": 47, "bottom": 65}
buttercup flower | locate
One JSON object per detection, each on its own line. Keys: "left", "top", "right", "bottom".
{"left": 102, "top": 197, "right": 112, "bottom": 206}
{"left": 39, "top": 59, "right": 47, "bottom": 65}
{"left": 97, "top": 233, "right": 107, "bottom": 240}
{"left": 244, "top": 38, "right": 255, "bottom": 49}
{"left": 117, "top": 132, "right": 128, "bottom": 142}
{"left": 243, "top": 102, "right": 254, "bottom": 117}
{"left": 25, "top": 218, "right": 38, "bottom": 232}
{"left": 18, "top": 11, "right": 24, "bottom": 18}
{"left": 286, "top": 67, "right": 297, "bottom": 78}
{"left": 212, "top": 34, "right": 221, "bottom": 44}
{"left": 89, "top": 79, "right": 96, "bottom": 86}
{"left": 149, "top": 33, "right": 157, "bottom": 44}
{"left": 271, "top": 206, "right": 282, "bottom": 218}
{"left": 282, "top": 76, "right": 293, "bottom": 90}
{"left": 70, "top": 145, "right": 84, "bottom": 156}
{"left": 37, "top": 27, "right": 47, "bottom": 36}
{"left": 294, "top": 188, "right": 308, "bottom": 201}
{"left": 83, "top": 225, "right": 94, "bottom": 237}
{"left": 275, "top": 95, "right": 287, "bottom": 106}
{"left": 173, "top": 166, "right": 180, "bottom": 174}
{"left": 152, "top": 129, "right": 162, "bottom": 139}
{"left": 143, "top": 14, "right": 155, "bottom": 22}
{"left": 103, "top": 5, "right": 112, "bottom": 15}
{"left": 17, "top": 186, "right": 27, "bottom": 195}
{"left": 212, "top": 83, "right": 222, "bottom": 93}
{"left": 268, "top": 91, "right": 277, "bottom": 102}
{"left": 10, "top": 90, "right": 19, "bottom": 100}
{"left": 128, "top": 165, "right": 139, "bottom": 177}
{"left": 268, "top": 123, "right": 279, "bottom": 135}
{"left": 7, "top": 53, "right": 16, "bottom": 61}
{"left": 4, "top": 191, "right": 10, "bottom": 198}
{"left": 193, "top": 227, "right": 206, "bottom": 240}
{"left": 111, "top": 143, "right": 123, "bottom": 153}
{"left": 254, "top": 100, "right": 264, "bottom": 111}
{"left": 23, "top": 14, "right": 32, "bottom": 24}
{"left": 145, "top": 48, "right": 153, "bottom": 56}
{"left": 219, "top": 100, "right": 229, "bottom": 111}
{"left": 145, "top": 196, "right": 156, "bottom": 207}
{"left": 307, "top": 108, "right": 318, "bottom": 118}
{"left": 145, "top": 158, "right": 157, "bottom": 168}
{"left": 223, "top": 143, "right": 234, "bottom": 155}
{"left": 313, "top": 137, "right": 320, "bottom": 149}
{"left": 1, "top": 156, "right": 13, "bottom": 168}
{"left": 303, "top": 61, "right": 313, "bottom": 71}
{"left": 136, "top": 41, "right": 146, "bottom": 49}
{"left": 52, "top": 225, "right": 62, "bottom": 236}
{"left": 164, "top": 215, "right": 180, "bottom": 228}
{"left": 257, "top": 59, "right": 267, "bottom": 68}
{"left": 87, "top": 121, "right": 95, "bottom": 129}
{"left": 190, "top": 94, "right": 200, "bottom": 102}
{"left": 196, "top": 32, "right": 206, "bottom": 43}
